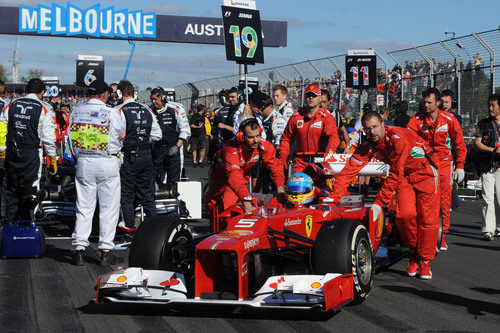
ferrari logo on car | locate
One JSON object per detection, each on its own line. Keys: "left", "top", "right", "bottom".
{"left": 305, "top": 215, "right": 313, "bottom": 237}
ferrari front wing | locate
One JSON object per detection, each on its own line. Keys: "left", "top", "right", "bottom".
{"left": 96, "top": 268, "right": 353, "bottom": 312}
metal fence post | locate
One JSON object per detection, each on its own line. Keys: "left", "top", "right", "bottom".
{"left": 328, "top": 57, "right": 344, "bottom": 111}
{"left": 472, "top": 33, "right": 495, "bottom": 94}
{"left": 258, "top": 69, "right": 273, "bottom": 96}
{"left": 291, "top": 64, "right": 305, "bottom": 107}
{"left": 439, "top": 41, "right": 462, "bottom": 114}
{"left": 308, "top": 60, "right": 322, "bottom": 86}
{"left": 205, "top": 80, "right": 216, "bottom": 107}
{"left": 415, "top": 46, "right": 434, "bottom": 87}
{"left": 372, "top": 49, "right": 389, "bottom": 107}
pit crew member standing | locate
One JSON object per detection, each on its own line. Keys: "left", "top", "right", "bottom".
{"left": 407, "top": 88, "right": 466, "bottom": 250}
{"left": 206, "top": 118, "right": 285, "bottom": 220}
{"left": 330, "top": 112, "right": 439, "bottom": 279}
{"left": 474, "top": 94, "right": 500, "bottom": 240}
{"left": 117, "top": 80, "right": 162, "bottom": 232}
{"left": 0, "top": 78, "right": 57, "bottom": 226}
{"left": 150, "top": 88, "right": 190, "bottom": 187}
{"left": 69, "top": 80, "right": 124, "bottom": 265}
{"left": 320, "top": 88, "right": 351, "bottom": 153}
{"left": 279, "top": 84, "right": 340, "bottom": 172}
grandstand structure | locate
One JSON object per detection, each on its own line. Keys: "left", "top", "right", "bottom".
{"left": 175, "top": 28, "right": 500, "bottom": 136}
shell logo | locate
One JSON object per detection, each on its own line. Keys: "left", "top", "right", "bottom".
{"left": 116, "top": 276, "right": 127, "bottom": 283}
{"left": 311, "top": 282, "right": 322, "bottom": 289}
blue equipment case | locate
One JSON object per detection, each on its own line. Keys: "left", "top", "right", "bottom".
{"left": 1, "top": 221, "right": 46, "bottom": 258}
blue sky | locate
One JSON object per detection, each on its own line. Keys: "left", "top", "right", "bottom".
{"left": 0, "top": 0, "right": 499, "bottom": 88}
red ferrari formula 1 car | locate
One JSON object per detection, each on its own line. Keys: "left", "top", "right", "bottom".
{"left": 96, "top": 155, "right": 410, "bottom": 312}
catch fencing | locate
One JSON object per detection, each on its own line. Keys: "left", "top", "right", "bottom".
{"left": 175, "top": 28, "right": 500, "bottom": 137}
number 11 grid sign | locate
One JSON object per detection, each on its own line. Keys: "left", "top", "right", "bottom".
{"left": 221, "top": 5, "right": 264, "bottom": 64}
{"left": 345, "top": 50, "right": 376, "bottom": 89}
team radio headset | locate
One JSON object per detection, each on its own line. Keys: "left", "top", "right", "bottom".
{"left": 237, "top": 118, "right": 262, "bottom": 203}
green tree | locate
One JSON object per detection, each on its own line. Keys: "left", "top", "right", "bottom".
{"left": 0, "top": 64, "right": 7, "bottom": 82}
{"left": 21, "top": 68, "right": 45, "bottom": 83}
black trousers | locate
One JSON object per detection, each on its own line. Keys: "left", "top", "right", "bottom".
{"left": 153, "top": 145, "right": 181, "bottom": 187}
{"left": 4, "top": 148, "right": 39, "bottom": 225}
{"left": 120, "top": 150, "right": 157, "bottom": 228}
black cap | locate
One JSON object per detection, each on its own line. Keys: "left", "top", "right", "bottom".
{"left": 88, "top": 80, "right": 108, "bottom": 96}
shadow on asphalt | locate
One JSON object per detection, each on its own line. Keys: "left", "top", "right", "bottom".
{"left": 451, "top": 242, "right": 500, "bottom": 251}
{"left": 77, "top": 302, "right": 339, "bottom": 321}
{"left": 470, "top": 287, "right": 500, "bottom": 295}
{"left": 447, "top": 230, "right": 482, "bottom": 240}
{"left": 451, "top": 223, "right": 482, "bottom": 230}
{"left": 380, "top": 285, "right": 500, "bottom": 316}
{"left": 44, "top": 244, "right": 104, "bottom": 265}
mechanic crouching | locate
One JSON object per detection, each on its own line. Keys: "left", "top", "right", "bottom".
{"left": 0, "top": 78, "right": 57, "bottom": 225}
{"left": 330, "top": 112, "right": 440, "bottom": 280}
{"left": 206, "top": 118, "right": 285, "bottom": 230}
{"left": 150, "top": 88, "right": 190, "bottom": 188}
{"left": 116, "top": 80, "right": 162, "bottom": 233}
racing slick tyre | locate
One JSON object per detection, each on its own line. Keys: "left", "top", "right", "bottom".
{"left": 129, "top": 215, "right": 194, "bottom": 278}
{"left": 312, "top": 220, "right": 374, "bottom": 305}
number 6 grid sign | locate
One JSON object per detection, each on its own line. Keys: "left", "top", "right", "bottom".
{"left": 345, "top": 50, "right": 376, "bottom": 89}
{"left": 221, "top": 5, "right": 264, "bottom": 64}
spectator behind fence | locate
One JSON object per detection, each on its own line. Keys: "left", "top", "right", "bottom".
{"left": 474, "top": 94, "right": 500, "bottom": 241}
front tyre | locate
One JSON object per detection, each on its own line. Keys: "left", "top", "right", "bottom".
{"left": 129, "top": 215, "right": 194, "bottom": 279}
{"left": 313, "top": 220, "right": 374, "bottom": 304}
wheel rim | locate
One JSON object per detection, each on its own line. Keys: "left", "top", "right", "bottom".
{"left": 356, "top": 238, "right": 372, "bottom": 285}
{"left": 170, "top": 235, "right": 193, "bottom": 274}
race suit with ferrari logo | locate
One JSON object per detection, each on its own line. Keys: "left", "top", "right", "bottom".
{"left": 206, "top": 137, "right": 285, "bottom": 217}
{"left": 331, "top": 126, "right": 440, "bottom": 260}
{"left": 407, "top": 110, "right": 467, "bottom": 235}
{"left": 279, "top": 107, "right": 340, "bottom": 172}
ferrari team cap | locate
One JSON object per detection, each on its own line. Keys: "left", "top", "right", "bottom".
{"left": 305, "top": 84, "right": 321, "bottom": 96}
{"left": 88, "top": 80, "right": 109, "bottom": 95}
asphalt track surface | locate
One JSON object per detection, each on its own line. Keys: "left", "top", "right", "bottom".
{"left": 1, "top": 163, "right": 500, "bottom": 332}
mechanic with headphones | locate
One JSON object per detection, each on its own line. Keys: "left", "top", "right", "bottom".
{"left": 150, "top": 87, "right": 190, "bottom": 187}
{"left": 116, "top": 80, "right": 162, "bottom": 233}
{"left": 205, "top": 118, "right": 285, "bottom": 220}
{"left": 0, "top": 78, "right": 57, "bottom": 226}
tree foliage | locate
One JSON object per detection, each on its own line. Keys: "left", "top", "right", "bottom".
{"left": 21, "top": 68, "right": 45, "bottom": 83}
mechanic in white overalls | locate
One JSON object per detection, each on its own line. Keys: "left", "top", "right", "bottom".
{"left": 69, "top": 80, "right": 124, "bottom": 266}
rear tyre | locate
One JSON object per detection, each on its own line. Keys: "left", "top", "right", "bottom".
{"left": 313, "top": 220, "right": 374, "bottom": 304}
{"left": 129, "top": 215, "right": 194, "bottom": 279}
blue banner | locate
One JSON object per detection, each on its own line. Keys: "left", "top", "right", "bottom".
{"left": 0, "top": 3, "right": 287, "bottom": 47}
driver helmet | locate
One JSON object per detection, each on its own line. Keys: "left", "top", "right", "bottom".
{"left": 286, "top": 173, "right": 315, "bottom": 205}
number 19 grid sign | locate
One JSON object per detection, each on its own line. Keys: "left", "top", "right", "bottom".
{"left": 345, "top": 50, "right": 376, "bottom": 89}
{"left": 221, "top": 5, "right": 264, "bottom": 64}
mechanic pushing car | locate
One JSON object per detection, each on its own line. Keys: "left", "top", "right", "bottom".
{"left": 206, "top": 118, "right": 285, "bottom": 222}
{"left": 330, "top": 111, "right": 440, "bottom": 279}
{"left": 0, "top": 78, "right": 57, "bottom": 226}
{"left": 279, "top": 84, "right": 340, "bottom": 173}
{"left": 407, "top": 88, "right": 467, "bottom": 251}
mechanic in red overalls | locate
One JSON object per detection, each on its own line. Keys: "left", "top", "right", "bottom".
{"left": 279, "top": 84, "right": 340, "bottom": 172}
{"left": 206, "top": 118, "right": 285, "bottom": 221}
{"left": 407, "top": 88, "right": 466, "bottom": 251}
{"left": 330, "top": 111, "right": 439, "bottom": 279}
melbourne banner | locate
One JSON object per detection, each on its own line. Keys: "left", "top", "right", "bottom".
{"left": 0, "top": 3, "right": 287, "bottom": 47}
